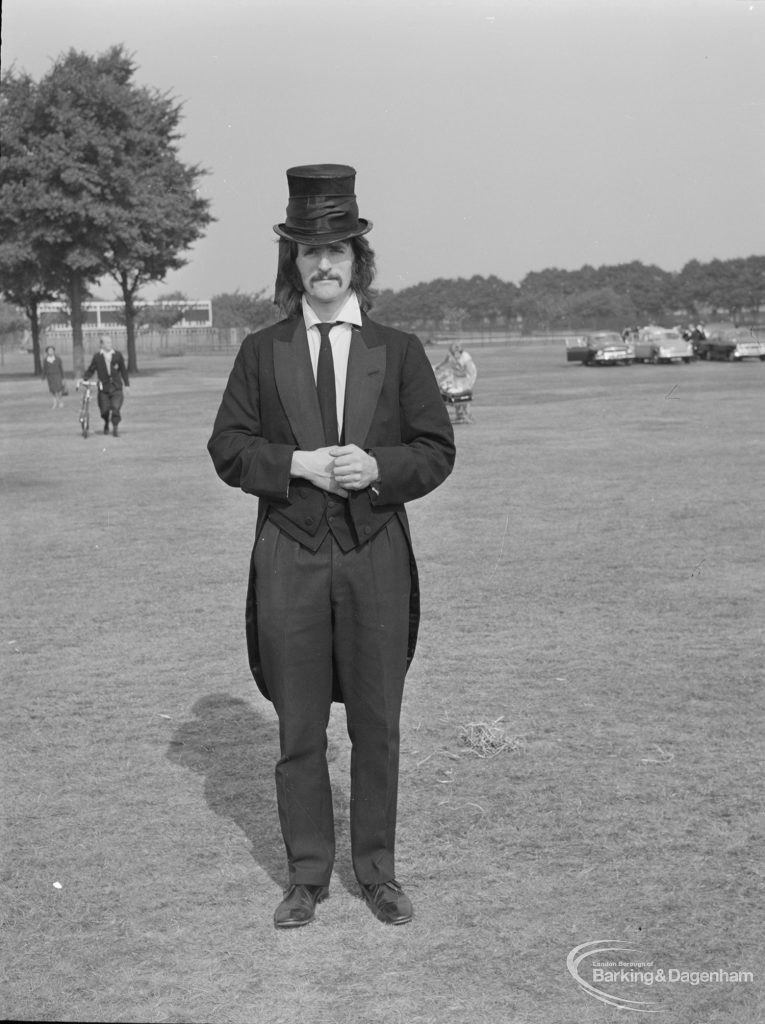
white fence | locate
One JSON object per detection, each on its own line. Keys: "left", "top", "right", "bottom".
{"left": 31, "top": 326, "right": 246, "bottom": 356}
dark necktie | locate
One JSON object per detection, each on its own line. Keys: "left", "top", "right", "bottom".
{"left": 316, "top": 322, "right": 339, "bottom": 446}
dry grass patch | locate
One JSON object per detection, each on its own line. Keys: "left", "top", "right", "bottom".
{"left": 458, "top": 717, "right": 522, "bottom": 758}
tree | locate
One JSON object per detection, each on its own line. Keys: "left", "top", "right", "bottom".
{"left": 8, "top": 51, "right": 123, "bottom": 375}
{"left": 211, "top": 290, "right": 275, "bottom": 331}
{"left": 700, "top": 257, "right": 765, "bottom": 322}
{"left": 0, "top": 264, "right": 59, "bottom": 375}
{"left": 0, "top": 46, "right": 213, "bottom": 375}
{"left": 136, "top": 292, "right": 189, "bottom": 333}
{"left": 0, "top": 70, "right": 63, "bottom": 373}
{"left": 675, "top": 256, "right": 765, "bottom": 323}
{"left": 97, "top": 55, "right": 214, "bottom": 372}
{"left": 560, "top": 286, "right": 635, "bottom": 330}
{"left": 132, "top": 291, "right": 189, "bottom": 353}
{"left": 728, "top": 256, "right": 765, "bottom": 321}
{"left": 0, "top": 299, "right": 27, "bottom": 367}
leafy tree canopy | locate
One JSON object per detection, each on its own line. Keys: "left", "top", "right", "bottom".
{"left": 373, "top": 256, "right": 764, "bottom": 332}
{"left": 0, "top": 45, "right": 214, "bottom": 373}
{"left": 211, "top": 290, "right": 275, "bottom": 331}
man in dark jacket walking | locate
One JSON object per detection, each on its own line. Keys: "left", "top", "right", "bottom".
{"left": 208, "top": 164, "right": 455, "bottom": 929}
{"left": 83, "top": 334, "right": 129, "bottom": 436}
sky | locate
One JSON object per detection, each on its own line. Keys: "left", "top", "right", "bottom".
{"left": 2, "top": 0, "right": 764, "bottom": 302}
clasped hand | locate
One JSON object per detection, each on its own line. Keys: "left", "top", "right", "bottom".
{"left": 291, "top": 445, "right": 379, "bottom": 497}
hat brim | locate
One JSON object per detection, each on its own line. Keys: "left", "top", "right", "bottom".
{"left": 273, "top": 219, "right": 372, "bottom": 245}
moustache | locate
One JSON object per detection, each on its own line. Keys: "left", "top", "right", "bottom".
{"left": 310, "top": 273, "right": 341, "bottom": 284}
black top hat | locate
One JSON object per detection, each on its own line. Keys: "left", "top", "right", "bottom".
{"left": 274, "top": 164, "right": 372, "bottom": 245}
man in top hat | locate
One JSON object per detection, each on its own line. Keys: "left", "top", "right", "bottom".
{"left": 208, "top": 164, "right": 455, "bottom": 928}
{"left": 82, "top": 334, "right": 130, "bottom": 436}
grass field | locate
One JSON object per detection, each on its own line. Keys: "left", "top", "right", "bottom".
{"left": 2, "top": 344, "right": 763, "bottom": 1024}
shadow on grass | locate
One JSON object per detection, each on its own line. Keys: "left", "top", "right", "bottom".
{"left": 167, "top": 693, "right": 285, "bottom": 885}
{"left": 166, "top": 693, "right": 355, "bottom": 893}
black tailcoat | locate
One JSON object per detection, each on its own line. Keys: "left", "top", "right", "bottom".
{"left": 208, "top": 313, "right": 455, "bottom": 700}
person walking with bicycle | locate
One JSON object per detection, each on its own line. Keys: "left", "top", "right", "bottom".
{"left": 83, "top": 334, "right": 130, "bottom": 436}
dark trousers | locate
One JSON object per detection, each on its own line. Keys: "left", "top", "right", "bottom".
{"left": 97, "top": 388, "right": 124, "bottom": 426}
{"left": 254, "top": 514, "right": 411, "bottom": 887}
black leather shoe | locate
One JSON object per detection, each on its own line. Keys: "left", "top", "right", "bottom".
{"left": 273, "top": 883, "right": 329, "bottom": 929}
{"left": 359, "top": 879, "right": 413, "bottom": 925}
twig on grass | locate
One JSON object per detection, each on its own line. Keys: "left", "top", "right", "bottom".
{"left": 453, "top": 801, "right": 487, "bottom": 815}
{"left": 640, "top": 744, "right": 675, "bottom": 765}
{"left": 486, "top": 513, "right": 510, "bottom": 582}
{"left": 416, "top": 748, "right": 462, "bottom": 768}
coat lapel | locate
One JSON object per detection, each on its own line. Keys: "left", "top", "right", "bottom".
{"left": 273, "top": 316, "right": 385, "bottom": 450}
{"left": 343, "top": 323, "right": 386, "bottom": 446}
{"left": 273, "top": 319, "right": 325, "bottom": 450}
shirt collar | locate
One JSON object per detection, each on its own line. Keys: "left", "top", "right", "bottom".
{"left": 302, "top": 292, "right": 362, "bottom": 329}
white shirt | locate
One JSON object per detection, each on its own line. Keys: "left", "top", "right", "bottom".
{"left": 302, "top": 292, "right": 363, "bottom": 439}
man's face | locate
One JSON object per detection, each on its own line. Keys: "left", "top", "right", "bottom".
{"left": 296, "top": 240, "right": 354, "bottom": 311}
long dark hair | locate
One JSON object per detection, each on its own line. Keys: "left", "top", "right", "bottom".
{"left": 274, "top": 235, "right": 377, "bottom": 317}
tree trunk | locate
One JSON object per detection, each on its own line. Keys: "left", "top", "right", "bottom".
{"left": 28, "top": 303, "right": 42, "bottom": 375}
{"left": 69, "top": 274, "right": 85, "bottom": 376}
{"left": 119, "top": 273, "right": 139, "bottom": 373}
{"left": 125, "top": 309, "right": 138, "bottom": 373}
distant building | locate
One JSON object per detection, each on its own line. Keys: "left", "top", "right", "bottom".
{"left": 38, "top": 299, "right": 213, "bottom": 330}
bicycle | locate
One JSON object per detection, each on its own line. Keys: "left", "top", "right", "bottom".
{"left": 76, "top": 379, "right": 97, "bottom": 438}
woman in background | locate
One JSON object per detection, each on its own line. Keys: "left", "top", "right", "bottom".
{"left": 41, "top": 345, "right": 66, "bottom": 409}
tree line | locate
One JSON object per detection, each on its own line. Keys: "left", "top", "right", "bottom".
{"left": 210, "top": 255, "right": 765, "bottom": 336}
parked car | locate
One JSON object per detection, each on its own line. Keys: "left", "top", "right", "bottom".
{"left": 695, "top": 327, "right": 765, "bottom": 361}
{"left": 565, "top": 336, "right": 590, "bottom": 363}
{"left": 633, "top": 326, "right": 693, "bottom": 364}
{"left": 579, "top": 332, "right": 634, "bottom": 366}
